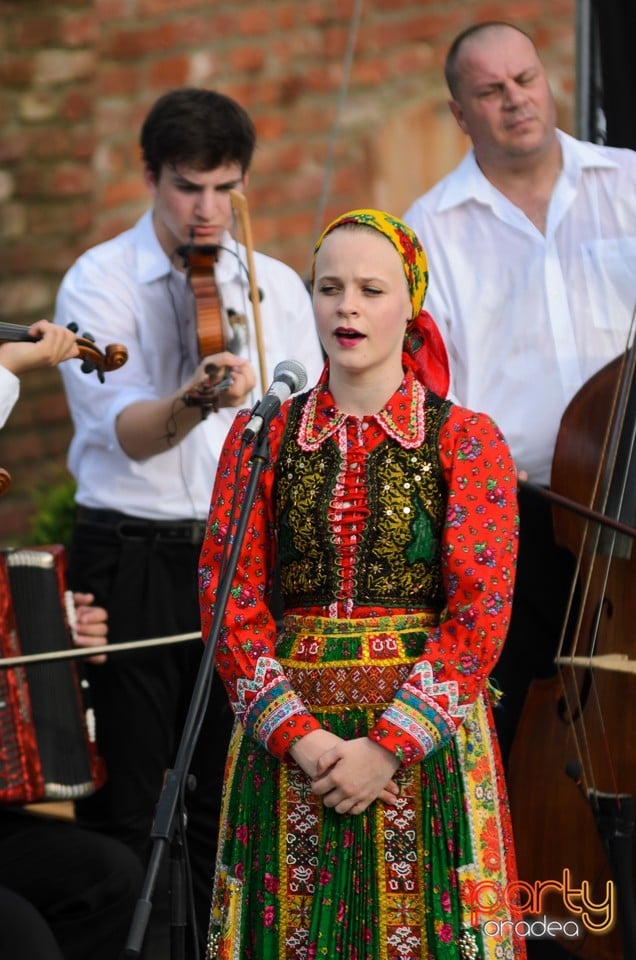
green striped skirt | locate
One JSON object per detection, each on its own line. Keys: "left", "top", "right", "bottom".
{"left": 207, "top": 613, "right": 522, "bottom": 960}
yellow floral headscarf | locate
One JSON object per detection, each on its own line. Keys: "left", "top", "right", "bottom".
{"left": 311, "top": 209, "right": 449, "bottom": 397}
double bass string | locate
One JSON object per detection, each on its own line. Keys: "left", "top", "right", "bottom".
{"left": 554, "top": 310, "right": 636, "bottom": 806}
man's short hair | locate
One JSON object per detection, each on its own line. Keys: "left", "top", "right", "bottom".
{"left": 140, "top": 88, "right": 256, "bottom": 179}
{"left": 444, "top": 22, "right": 535, "bottom": 98}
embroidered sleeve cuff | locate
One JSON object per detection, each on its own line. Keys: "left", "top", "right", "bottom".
{"left": 369, "top": 681, "right": 459, "bottom": 766}
{"left": 266, "top": 710, "right": 323, "bottom": 761}
{"left": 243, "top": 675, "right": 321, "bottom": 760}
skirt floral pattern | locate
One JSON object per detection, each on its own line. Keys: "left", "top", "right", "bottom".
{"left": 207, "top": 614, "right": 523, "bottom": 960}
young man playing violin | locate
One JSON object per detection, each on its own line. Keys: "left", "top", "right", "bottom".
{"left": 54, "top": 88, "right": 323, "bottom": 958}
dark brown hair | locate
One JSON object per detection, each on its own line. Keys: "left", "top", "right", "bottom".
{"left": 140, "top": 88, "right": 256, "bottom": 179}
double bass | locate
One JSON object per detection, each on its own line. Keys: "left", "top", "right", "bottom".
{"left": 507, "top": 337, "right": 636, "bottom": 958}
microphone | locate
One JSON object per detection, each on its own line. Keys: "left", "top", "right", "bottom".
{"left": 243, "top": 360, "right": 308, "bottom": 441}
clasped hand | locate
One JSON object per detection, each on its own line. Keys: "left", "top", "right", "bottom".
{"left": 289, "top": 729, "right": 401, "bottom": 816}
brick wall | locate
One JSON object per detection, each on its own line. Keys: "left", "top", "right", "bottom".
{"left": 0, "top": 0, "right": 576, "bottom": 543}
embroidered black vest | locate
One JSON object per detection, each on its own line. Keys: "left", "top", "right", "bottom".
{"left": 274, "top": 391, "right": 451, "bottom": 609}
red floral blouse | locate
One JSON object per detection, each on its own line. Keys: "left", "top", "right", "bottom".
{"left": 199, "top": 369, "right": 518, "bottom": 766}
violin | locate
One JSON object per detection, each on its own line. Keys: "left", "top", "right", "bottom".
{"left": 176, "top": 191, "right": 268, "bottom": 417}
{"left": 0, "top": 321, "right": 128, "bottom": 497}
{"left": 176, "top": 241, "right": 234, "bottom": 417}
{"left": 0, "top": 320, "right": 128, "bottom": 383}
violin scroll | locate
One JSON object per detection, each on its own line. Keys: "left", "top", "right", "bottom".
{"left": 0, "top": 468, "right": 11, "bottom": 498}
{"left": 0, "top": 323, "right": 127, "bottom": 503}
{"left": 0, "top": 320, "right": 128, "bottom": 383}
{"left": 65, "top": 323, "right": 128, "bottom": 382}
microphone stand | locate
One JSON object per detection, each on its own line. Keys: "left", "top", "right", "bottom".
{"left": 125, "top": 427, "right": 271, "bottom": 959}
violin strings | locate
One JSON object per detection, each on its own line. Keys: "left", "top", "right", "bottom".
{"left": 165, "top": 268, "right": 202, "bottom": 519}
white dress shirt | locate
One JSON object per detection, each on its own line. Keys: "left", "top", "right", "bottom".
{"left": 404, "top": 130, "right": 636, "bottom": 484}
{"left": 0, "top": 366, "right": 19, "bottom": 429}
{"left": 54, "top": 210, "right": 324, "bottom": 519}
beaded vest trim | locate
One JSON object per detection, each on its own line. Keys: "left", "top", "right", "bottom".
{"left": 274, "top": 391, "right": 450, "bottom": 608}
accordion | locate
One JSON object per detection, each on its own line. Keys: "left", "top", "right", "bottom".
{"left": 0, "top": 544, "right": 106, "bottom": 805}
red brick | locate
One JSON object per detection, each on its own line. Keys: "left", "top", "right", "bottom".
{"left": 0, "top": 131, "right": 31, "bottom": 164}
{"left": 12, "top": 15, "right": 61, "bottom": 48}
{"left": 100, "top": 23, "right": 180, "bottom": 58}
{"left": 148, "top": 56, "right": 191, "bottom": 90}
{"left": 51, "top": 164, "right": 95, "bottom": 196}
{"left": 25, "top": 204, "right": 94, "bottom": 238}
{"left": 94, "top": 0, "right": 135, "bottom": 18}
{"left": 229, "top": 46, "right": 266, "bottom": 73}
{"left": 235, "top": 7, "right": 271, "bottom": 35}
{"left": 60, "top": 11, "right": 98, "bottom": 46}
{"left": 98, "top": 64, "right": 144, "bottom": 97}
{"left": 0, "top": 55, "right": 35, "bottom": 86}
{"left": 62, "top": 90, "right": 94, "bottom": 122}
{"left": 139, "top": 0, "right": 203, "bottom": 15}
{"left": 100, "top": 178, "right": 148, "bottom": 211}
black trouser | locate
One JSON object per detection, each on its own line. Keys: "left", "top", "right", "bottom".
{"left": 68, "top": 511, "right": 233, "bottom": 959}
{"left": 491, "top": 482, "right": 577, "bottom": 767}
{"left": 0, "top": 808, "right": 143, "bottom": 960}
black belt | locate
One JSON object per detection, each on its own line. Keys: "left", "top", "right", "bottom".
{"left": 75, "top": 506, "right": 207, "bottom": 545}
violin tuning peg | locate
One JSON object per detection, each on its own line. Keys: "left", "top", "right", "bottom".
{"left": 80, "top": 359, "right": 96, "bottom": 375}
{"left": 67, "top": 322, "right": 79, "bottom": 333}
{"left": 82, "top": 331, "right": 96, "bottom": 343}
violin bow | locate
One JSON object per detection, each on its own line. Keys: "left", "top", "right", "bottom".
{"left": 230, "top": 190, "right": 267, "bottom": 396}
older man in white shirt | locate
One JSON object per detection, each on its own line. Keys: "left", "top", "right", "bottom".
{"left": 404, "top": 22, "right": 636, "bottom": 767}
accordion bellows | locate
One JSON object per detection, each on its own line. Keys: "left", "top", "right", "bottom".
{"left": 0, "top": 544, "right": 106, "bottom": 805}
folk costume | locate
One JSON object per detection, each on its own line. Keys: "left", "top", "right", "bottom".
{"left": 199, "top": 211, "right": 526, "bottom": 960}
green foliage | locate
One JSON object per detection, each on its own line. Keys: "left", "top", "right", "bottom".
{"left": 28, "top": 474, "right": 77, "bottom": 549}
